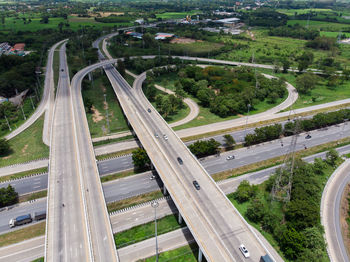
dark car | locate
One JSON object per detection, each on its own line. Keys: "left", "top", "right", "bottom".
{"left": 193, "top": 180, "right": 200, "bottom": 190}
{"left": 305, "top": 134, "right": 312, "bottom": 139}
{"left": 147, "top": 108, "right": 151, "bottom": 113}
{"left": 61, "top": 69, "right": 64, "bottom": 72}
{"left": 177, "top": 157, "right": 183, "bottom": 165}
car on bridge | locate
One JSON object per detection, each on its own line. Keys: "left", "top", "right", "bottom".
{"left": 193, "top": 180, "right": 200, "bottom": 190}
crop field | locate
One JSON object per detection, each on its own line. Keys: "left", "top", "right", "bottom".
{"left": 287, "top": 19, "right": 350, "bottom": 32}
{"left": 0, "top": 15, "right": 132, "bottom": 32}
{"left": 155, "top": 10, "right": 201, "bottom": 19}
{"left": 277, "top": 8, "right": 334, "bottom": 16}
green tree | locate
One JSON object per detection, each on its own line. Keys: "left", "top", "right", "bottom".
{"left": 132, "top": 148, "right": 150, "bottom": 170}
{"left": 326, "top": 149, "right": 339, "bottom": 167}
{"left": 223, "top": 134, "right": 235, "bottom": 148}
{"left": 58, "top": 22, "right": 64, "bottom": 33}
{"left": 296, "top": 73, "right": 319, "bottom": 94}
{"left": 297, "top": 51, "right": 314, "bottom": 72}
{"left": 0, "top": 185, "right": 18, "bottom": 208}
{"left": 282, "top": 58, "right": 290, "bottom": 73}
{"left": 117, "top": 60, "right": 126, "bottom": 77}
{"left": 0, "top": 138, "right": 11, "bottom": 156}
{"left": 233, "top": 180, "right": 257, "bottom": 203}
{"left": 246, "top": 198, "right": 266, "bottom": 223}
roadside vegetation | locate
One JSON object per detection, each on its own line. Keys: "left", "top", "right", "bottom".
{"left": 142, "top": 244, "right": 199, "bottom": 262}
{"left": 230, "top": 150, "right": 342, "bottom": 261}
{"left": 114, "top": 214, "right": 185, "bottom": 248}
{"left": 0, "top": 167, "right": 47, "bottom": 183}
{"left": 82, "top": 73, "right": 130, "bottom": 137}
{"left": 0, "top": 115, "right": 49, "bottom": 167}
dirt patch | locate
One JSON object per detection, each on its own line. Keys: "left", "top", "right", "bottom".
{"left": 197, "top": 116, "right": 204, "bottom": 120}
{"left": 170, "top": 37, "right": 197, "bottom": 44}
{"left": 246, "top": 30, "right": 256, "bottom": 41}
{"left": 92, "top": 105, "right": 104, "bottom": 123}
{"left": 21, "top": 144, "right": 28, "bottom": 154}
{"left": 95, "top": 12, "right": 124, "bottom": 17}
{"left": 340, "top": 184, "right": 350, "bottom": 256}
{"left": 103, "top": 101, "right": 108, "bottom": 110}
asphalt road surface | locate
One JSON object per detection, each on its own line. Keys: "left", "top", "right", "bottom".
{"left": 46, "top": 42, "right": 91, "bottom": 261}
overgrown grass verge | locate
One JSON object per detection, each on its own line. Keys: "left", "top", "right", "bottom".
{"left": 107, "top": 190, "right": 163, "bottom": 213}
{"left": 141, "top": 243, "right": 199, "bottom": 262}
{"left": 0, "top": 116, "right": 49, "bottom": 167}
{"left": 0, "top": 222, "right": 45, "bottom": 248}
{"left": 92, "top": 135, "right": 133, "bottom": 147}
{"left": 96, "top": 148, "right": 135, "bottom": 161}
{"left": 114, "top": 214, "right": 185, "bottom": 248}
{"left": 19, "top": 190, "right": 47, "bottom": 202}
{"left": 31, "top": 258, "right": 44, "bottom": 262}
{"left": 101, "top": 169, "right": 136, "bottom": 183}
{"left": 0, "top": 167, "right": 47, "bottom": 183}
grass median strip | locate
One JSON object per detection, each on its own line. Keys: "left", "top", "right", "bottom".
{"left": 0, "top": 167, "right": 48, "bottom": 183}
{"left": 96, "top": 148, "right": 135, "bottom": 161}
{"left": 114, "top": 214, "right": 185, "bottom": 248}
{"left": 19, "top": 190, "right": 47, "bottom": 203}
{"left": 92, "top": 135, "right": 133, "bottom": 147}
{"left": 107, "top": 190, "right": 163, "bottom": 213}
{"left": 142, "top": 243, "right": 198, "bottom": 262}
{"left": 100, "top": 169, "right": 136, "bottom": 183}
{"left": 0, "top": 221, "right": 45, "bottom": 248}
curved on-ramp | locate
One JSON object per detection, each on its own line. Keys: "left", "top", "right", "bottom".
{"left": 321, "top": 159, "right": 350, "bottom": 262}
{"left": 5, "top": 39, "right": 67, "bottom": 146}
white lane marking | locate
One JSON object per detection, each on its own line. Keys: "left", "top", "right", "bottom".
{"left": 0, "top": 244, "right": 44, "bottom": 259}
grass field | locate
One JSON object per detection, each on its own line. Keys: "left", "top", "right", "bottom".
{"left": 155, "top": 10, "right": 201, "bottom": 19}
{"left": 83, "top": 74, "right": 130, "bottom": 137}
{"left": 277, "top": 8, "right": 334, "bottom": 16}
{"left": 256, "top": 68, "right": 350, "bottom": 110}
{"left": 0, "top": 15, "right": 132, "bottom": 32}
{"left": 0, "top": 115, "right": 49, "bottom": 167}
{"left": 143, "top": 243, "right": 199, "bottom": 262}
{"left": 0, "top": 221, "right": 45, "bottom": 248}
{"left": 287, "top": 19, "right": 350, "bottom": 32}
{"left": 114, "top": 214, "right": 185, "bottom": 248}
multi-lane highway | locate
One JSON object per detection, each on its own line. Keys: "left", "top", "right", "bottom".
{"left": 3, "top": 121, "right": 350, "bottom": 197}
{"left": 45, "top": 42, "right": 92, "bottom": 261}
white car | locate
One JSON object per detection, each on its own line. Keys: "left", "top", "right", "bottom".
{"left": 239, "top": 244, "right": 250, "bottom": 258}
{"left": 163, "top": 134, "right": 168, "bottom": 140}
{"left": 226, "top": 155, "right": 235, "bottom": 160}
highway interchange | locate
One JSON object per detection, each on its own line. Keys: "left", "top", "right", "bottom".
{"left": 0, "top": 30, "right": 349, "bottom": 261}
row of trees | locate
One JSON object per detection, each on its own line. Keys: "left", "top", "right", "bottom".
{"left": 244, "top": 109, "right": 350, "bottom": 146}
{"left": 268, "top": 24, "right": 320, "bottom": 40}
{"left": 188, "top": 139, "right": 221, "bottom": 158}
{"left": 233, "top": 150, "right": 340, "bottom": 261}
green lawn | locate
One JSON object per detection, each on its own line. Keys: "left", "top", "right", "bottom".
{"left": 114, "top": 214, "right": 185, "bottom": 248}
{"left": 83, "top": 73, "right": 130, "bottom": 137}
{"left": 0, "top": 115, "right": 49, "bottom": 167}
{"left": 277, "top": 8, "right": 334, "bottom": 16}
{"left": 287, "top": 19, "right": 350, "bottom": 32}
{"left": 256, "top": 68, "right": 350, "bottom": 110}
{"left": 143, "top": 243, "right": 199, "bottom": 262}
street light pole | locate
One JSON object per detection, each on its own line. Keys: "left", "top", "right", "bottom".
{"left": 104, "top": 93, "right": 110, "bottom": 134}
{"left": 244, "top": 103, "right": 251, "bottom": 138}
{"left": 29, "top": 96, "right": 35, "bottom": 110}
{"left": 151, "top": 201, "right": 159, "bottom": 262}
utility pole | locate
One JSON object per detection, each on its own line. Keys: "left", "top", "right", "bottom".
{"left": 104, "top": 94, "right": 110, "bottom": 134}
{"left": 151, "top": 201, "right": 159, "bottom": 262}
{"left": 4, "top": 115, "right": 11, "bottom": 131}
{"left": 243, "top": 103, "right": 251, "bottom": 138}
{"left": 20, "top": 104, "right": 26, "bottom": 120}
{"left": 29, "top": 96, "right": 35, "bottom": 110}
